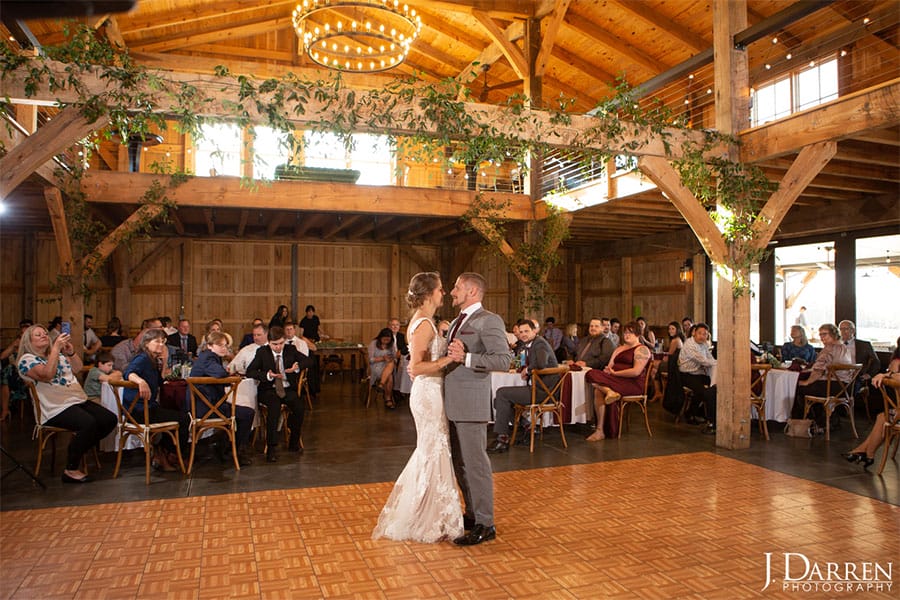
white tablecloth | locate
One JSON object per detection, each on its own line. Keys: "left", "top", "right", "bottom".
{"left": 99, "top": 380, "right": 259, "bottom": 452}
{"left": 490, "top": 370, "right": 589, "bottom": 426}
{"left": 394, "top": 355, "right": 412, "bottom": 394}
{"left": 752, "top": 369, "right": 799, "bottom": 423}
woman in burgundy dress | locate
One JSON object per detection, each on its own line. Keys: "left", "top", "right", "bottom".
{"left": 585, "top": 321, "right": 652, "bottom": 441}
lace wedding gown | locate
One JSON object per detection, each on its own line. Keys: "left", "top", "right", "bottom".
{"left": 372, "top": 318, "right": 463, "bottom": 543}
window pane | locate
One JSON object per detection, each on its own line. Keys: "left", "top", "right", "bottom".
{"left": 304, "top": 132, "right": 347, "bottom": 169}
{"left": 775, "top": 242, "right": 836, "bottom": 345}
{"left": 753, "top": 78, "right": 791, "bottom": 125}
{"left": 194, "top": 123, "right": 242, "bottom": 176}
{"left": 855, "top": 234, "right": 900, "bottom": 348}
{"left": 796, "top": 57, "right": 838, "bottom": 111}
{"left": 252, "top": 127, "right": 292, "bottom": 180}
{"left": 350, "top": 134, "right": 393, "bottom": 185}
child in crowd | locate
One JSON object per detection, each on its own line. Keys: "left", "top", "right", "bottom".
{"left": 83, "top": 351, "right": 121, "bottom": 401}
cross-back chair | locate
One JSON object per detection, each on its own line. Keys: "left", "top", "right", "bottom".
{"left": 185, "top": 376, "right": 242, "bottom": 472}
{"left": 750, "top": 364, "right": 773, "bottom": 440}
{"left": 876, "top": 378, "right": 900, "bottom": 475}
{"left": 802, "top": 363, "right": 862, "bottom": 441}
{"left": 25, "top": 380, "right": 100, "bottom": 476}
{"left": 618, "top": 360, "right": 657, "bottom": 438}
{"left": 510, "top": 366, "right": 571, "bottom": 452}
{"left": 109, "top": 379, "right": 185, "bottom": 484}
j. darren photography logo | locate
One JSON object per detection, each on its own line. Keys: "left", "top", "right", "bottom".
{"left": 763, "top": 553, "right": 893, "bottom": 593}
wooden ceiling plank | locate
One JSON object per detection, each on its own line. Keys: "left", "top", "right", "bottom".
{"left": 751, "top": 141, "right": 837, "bottom": 251}
{"left": 266, "top": 211, "right": 287, "bottom": 237}
{"left": 759, "top": 156, "right": 899, "bottom": 183}
{"left": 0, "top": 107, "right": 102, "bottom": 198}
{"left": 472, "top": 10, "right": 529, "bottom": 80}
{"left": 321, "top": 214, "right": 363, "bottom": 240}
{"left": 563, "top": 12, "right": 668, "bottom": 74}
{"left": 550, "top": 45, "right": 617, "bottom": 87}
{"left": 186, "top": 44, "right": 294, "bottom": 62}
{"left": 534, "top": 0, "right": 571, "bottom": 78}
{"left": 132, "top": 16, "right": 293, "bottom": 53}
{"left": 609, "top": 0, "right": 708, "bottom": 53}
{"left": 44, "top": 187, "right": 75, "bottom": 275}
{"left": 295, "top": 213, "right": 325, "bottom": 238}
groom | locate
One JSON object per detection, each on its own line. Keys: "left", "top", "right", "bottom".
{"left": 445, "top": 272, "right": 513, "bottom": 545}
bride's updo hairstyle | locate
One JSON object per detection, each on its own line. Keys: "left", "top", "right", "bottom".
{"left": 406, "top": 272, "right": 441, "bottom": 309}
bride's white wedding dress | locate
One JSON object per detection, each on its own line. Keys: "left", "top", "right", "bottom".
{"left": 372, "top": 317, "right": 463, "bottom": 542}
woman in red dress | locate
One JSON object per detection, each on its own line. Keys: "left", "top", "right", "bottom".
{"left": 585, "top": 321, "right": 652, "bottom": 441}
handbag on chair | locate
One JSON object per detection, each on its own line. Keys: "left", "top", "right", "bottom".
{"left": 784, "top": 418, "right": 814, "bottom": 438}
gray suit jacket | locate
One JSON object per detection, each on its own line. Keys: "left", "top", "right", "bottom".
{"left": 444, "top": 307, "right": 512, "bottom": 422}
{"left": 574, "top": 335, "right": 615, "bottom": 369}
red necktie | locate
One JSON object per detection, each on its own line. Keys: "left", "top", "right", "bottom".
{"left": 448, "top": 313, "right": 467, "bottom": 343}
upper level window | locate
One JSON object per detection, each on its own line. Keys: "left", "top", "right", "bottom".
{"left": 751, "top": 55, "right": 838, "bottom": 126}
{"left": 194, "top": 122, "right": 241, "bottom": 176}
{"left": 252, "top": 127, "right": 292, "bottom": 180}
{"left": 303, "top": 131, "right": 393, "bottom": 185}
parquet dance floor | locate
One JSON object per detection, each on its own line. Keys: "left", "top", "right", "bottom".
{"left": 2, "top": 452, "right": 896, "bottom": 599}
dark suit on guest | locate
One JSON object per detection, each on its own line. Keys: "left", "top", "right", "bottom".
{"left": 393, "top": 332, "right": 408, "bottom": 356}
{"left": 493, "top": 335, "right": 559, "bottom": 436}
{"left": 573, "top": 335, "right": 615, "bottom": 370}
{"left": 246, "top": 344, "right": 314, "bottom": 452}
{"left": 849, "top": 339, "right": 881, "bottom": 380}
{"left": 167, "top": 332, "right": 198, "bottom": 356}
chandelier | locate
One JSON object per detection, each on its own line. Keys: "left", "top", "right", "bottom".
{"left": 292, "top": 0, "right": 422, "bottom": 73}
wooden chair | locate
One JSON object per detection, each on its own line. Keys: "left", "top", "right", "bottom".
{"left": 253, "top": 403, "right": 304, "bottom": 450}
{"left": 618, "top": 360, "right": 656, "bottom": 438}
{"left": 876, "top": 378, "right": 900, "bottom": 475}
{"left": 510, "top": 366, "right": 570, "bottom": 452}
{"left": 299, "top": 368, "right": 313, "bottom": 411}
{"left": 185, "top": 376, "right": 242, "bottom": 472}
{"left": 750, "top": 364, "right": 772, "bottom": 440}
{"left": 109, "top": 380, "right": 186, "bottom": 484}
{"left": 802, "top": 363, "right": 862, "bottom": 441}
{"left": 25, "top": 380, "right": 100, "bottom": 477}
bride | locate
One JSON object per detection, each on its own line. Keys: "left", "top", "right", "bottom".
{"left": 372, "top": 272, "right": 463, "bottom": 543}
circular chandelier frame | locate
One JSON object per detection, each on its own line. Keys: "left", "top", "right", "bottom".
{"left": 292, "top": 0, "right": 422, "bottom": 73}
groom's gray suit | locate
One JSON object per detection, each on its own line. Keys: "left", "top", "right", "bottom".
{"left": 444, "top": 306, "right": 512, "bottom": 527}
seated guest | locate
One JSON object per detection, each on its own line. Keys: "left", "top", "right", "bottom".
{"left": 666, "top": 321, "right": 685, "bottom": 354}
{"left": 83, "top": 351, "right": 121, "bottom": 401}
{"left": 246, "top": 326, "right": 315, "bottom": 462}
{"left": 82, "top": 314, "right": 102, "bottom": 361}
{"left": 781, "top": 325, "right": 816, "bottom": 365}
{"left": 678, "top": 322, "right": 717, "bottom": 425}
{"left": 585, "top": 321, "right": 652, "bottom": 441}
{"left": 269, "top": 305, "right": 290, "bottom": 330}
{"left": 791, "top": 323, "right": 852, "bottom": 427}
{"left": 842, "top": 339, "right": 900, "bottom": 468}
{"left": 635, "top": 316, "right": 656, "bottom": 349}
{"left": 230, "top": 323, "right": 267, "bottom": 376}
{"left": 560, "top": 323, "right": 579, "bottom": 362}
{"left": 18, "top": 324, "right": 117, "bottom": 483}
{"left": 160, "top": 316, "right": 178, "bottom": 336}
{"left": 189, "top": 331, "right": 254, "bottom": 467}
{"left": 488, "top": 319, "right": 559, "bottom": 454}
{"left": 608, "top": 318, "right": 621, "bottom": 347}
{"left": 100, "top": 317, "right": 126, "bottom": 348}
{"left": 239, "top": 318, "right": 265, "bottom": 348}
{"left": 123, "top": 328, "right": 190, "bottom": 472}
{"left": 542, "top": 316, "right": 565, "bottom": 362}
{"left": 197, "top": 320, "right": 221, "bottom": 354}
{"left": 437, "top": 320, "right": 450, "bottom": 338}
{"left": 368, "top": 328, "right": 397, "bottom": 409}
{"left": 388, "top": 318, "right": 408, "bottom": 357}
{"left": 167, "top": 319, "right": 198, "bottom": 357}
{"left": 838, "top": 320, "right": 881, "bottom": 386}
{"left": 285, "top": 320, "right": 320, "bottom": 400}
{"left": 569, "top": 318, "right": 615, "bottom": 370}
{"left": 112, "top": 317, "right": 162, "bottom": 372}
{"left": 681, "top": 317, "right": 694, "bottom": 337}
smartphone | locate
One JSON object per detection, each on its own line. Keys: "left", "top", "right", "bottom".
{"left": 61, "top": 321, "right": 71, "bottom": 335}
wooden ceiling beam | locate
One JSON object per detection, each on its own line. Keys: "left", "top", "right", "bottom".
{"left": 169, "top": 210, "right": 185, "bottom": 235}
{"left": 344, "top": 216, "right": 378, "bottom": 239}
{"left": 44, "top": 187, "right": 75, "bottom": 275}
{"left": 119, "top": 1, "right": 296, "bottom": 37}
{"left": 132, "top": 16, "right": 293, "bottom": 53}
{"left": 186, "top": 44, "right": 294, "bottom": 63}
{"left": 608, "top": 0, "right": 708, "bottom": 53}
{"left": 81, "top": 172, "right": 536, "bottom": 219}
{"left": 413, "top": 8, "right": 487, "bottom": 51}
{"left": 83, "top": 203, "right": 166, "bottom": 276}
{"left": 563, "top": 12, "right": 668, "bottom": 74}
{"left": 203, "top": 208, "right": 215, "bottom": 235}
{"left": 295, "top": 213, "right": 326, "bottom": 238}
{"left": 266, "top": 211, "right": 288, "bottom": 237}
{"left": 740, "top": 77, "right": 900, "bottom": 162}
{"left": 549, "top": 45, "right": 617, "bottom": 88}
{"left": 407, "top": 1, "right": 544, "bottom": 19}
{"left": 0, "top": 107, "right": 101, "bottom": 198}
{"left": 320, "top": 214, "right": 363, "bottom": 240}
{"left": 400, "top": 219, "right": 454, "bottom": 242}
{"left": 832, "top": 142, "right": 900, "bottom": 167}
{"left": 0, "top": 114, "right": 59, "bottom": 187}
{"left": 534, "top": 0, "right": 571, "bottom": 78}
{"left": 456, "top": 20, "right": 525, "bottom": 87}
{"left": 758, "top": 156, "right": 900, "bottom": 183}
{"left": 236, "top": 209, "right": 249, "bottom": 237}
{"left": 471, "top": 10, "right": 528, "bottom": 80}
{"left": 759, "top": 168, "right": 896, "bottom": 195}
{"left": 408, "top": 42, "right": 470, "bottom": 72}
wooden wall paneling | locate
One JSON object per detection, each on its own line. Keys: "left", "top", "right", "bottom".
{"left": 390, "top": 244, "right": 400, "bottom": 321}
{"left": 128, "top": 238, "right": 181, "bottom": 330}
{"left": 630, "top": 253, "right": 691, "bottom": 329}
{"left": 0, "top": 234, "right": 25, "bottom": 340}
{"left": 581, "top": 258, "right": 623, "bottom": 321}
{"left": 622, "top": 256, "right": 633, "bottom": 319}
{"left": 34, "top": 235, "right": 62, "bottom": 324}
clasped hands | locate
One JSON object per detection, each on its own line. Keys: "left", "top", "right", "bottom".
{"left": 268, "top": 362, "right": 300, "bottom": 379}
{"left": 447, "top": 339, "right": 466, "bottom": 363}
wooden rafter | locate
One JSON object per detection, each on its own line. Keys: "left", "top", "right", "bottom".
{"left": 457, "top": 20, "right": 525, "bottom": 86}
{"left": 83, "top": 204, "right": 166, "bottom": 276}
{"left": 563, "top": 12, "right": 667, "bottom": 74}
{"left": 472, "top": 10, "right": 528, "bottom": 80}
{"left": 131, "top": 15, "right": 293, "bottom": 53}
{"left": 609, "top": 0, "right": 708, "bottom": 53}
{"left": 534, "top": 0, "right": 571, "bottom": 77}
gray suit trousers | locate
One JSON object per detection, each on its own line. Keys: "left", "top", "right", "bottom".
{"left": 449, "top": 420, "right": 493, "bottom": 527}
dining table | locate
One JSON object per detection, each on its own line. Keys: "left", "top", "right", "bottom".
{"left": 752, "top": 368, "right": 800, "bottom": 423}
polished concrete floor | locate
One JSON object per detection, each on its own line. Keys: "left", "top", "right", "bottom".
{"left": 1, "top": 375, "right": 897, "bottom": 511}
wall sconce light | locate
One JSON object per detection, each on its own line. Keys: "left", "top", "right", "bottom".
{"left": 679, "top": 260, "right": 693, "bottom": 284}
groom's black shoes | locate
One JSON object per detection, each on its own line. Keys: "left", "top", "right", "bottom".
{"left": 463, "top": 515, "right": 476, "bottom": 530}
{"left": 486, "top": 439, "right": 509, "bottom": 454}
{"left": 454, "top": 524, "right": 496, "bottom": 546}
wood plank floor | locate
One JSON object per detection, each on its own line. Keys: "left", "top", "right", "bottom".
{"left": 2, "top": 452, "right": 897, "bottom": 599}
